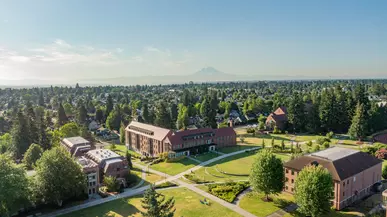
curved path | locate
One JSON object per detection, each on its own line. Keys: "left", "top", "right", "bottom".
{"left": 41, "top": 147, "right": 260, "bottom": 217}
{"left": 233, "top": 187, "right": 252, "bottom": 205}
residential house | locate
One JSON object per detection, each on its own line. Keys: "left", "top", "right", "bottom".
{"left": 125, "top": 121, "right": 237, "bottom": 158}
{"left": 265, "top": 106, "right": 288, "bottom": 130}
{"left": 284, "top": 147, "right": 382, "bottom": 210}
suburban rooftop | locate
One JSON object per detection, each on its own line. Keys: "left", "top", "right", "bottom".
{"left": 62, "top": 136, "right": 90, "bottom": 148}
{"left": 308, "top": 147, "right": 359, "bottom": 161}
{"left": 86, "top": 149, "right": 121, "bottom": 163}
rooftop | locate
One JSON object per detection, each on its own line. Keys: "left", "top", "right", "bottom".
{"left": 77, "top": 156, "right": 98, "bottom": 169}
{"left": 62, "top": 136, "right": 90, "bottom": 148}
{"left": 87, "top": 149, "right": 121, "bottom": 163}
{"left": 309, "top": 147, "right": 359, "bottom": 161}
{"left": 126, "top": 121, "right": 171, "bottom": 141}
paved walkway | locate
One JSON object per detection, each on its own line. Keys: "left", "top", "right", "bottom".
{"left": 41, "top": 147, "right": 261, "bottom": 217}
{"left": 266, "top": 203, "right": 298, "bottom": 217}
{"left": 233, "top": 187, "right": 252, "bottom": 205}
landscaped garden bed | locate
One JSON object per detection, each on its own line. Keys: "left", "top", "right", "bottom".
{"left": 204, "top": 181, "right": 250, "bottom": 203}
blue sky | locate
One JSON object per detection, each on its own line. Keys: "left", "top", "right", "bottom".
{"left": 0, "top": 0, "right": 386, "bottom": 81}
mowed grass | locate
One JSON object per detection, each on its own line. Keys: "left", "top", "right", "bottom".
{"left": 61, "top": 188, "right": 241, "bottom": 217}
{"left": 192, "top": 152, "right": 221, "bottom": 162}
{"left": 283, "top": 210, "right": 364, "bottom": 217}
{"left": 191, "top": 150, "right": 290, "bottom": 182}
{"left": 239, "top": 191, "right": 295, "bottom": 217}
{"left": 150, "top": 158, "right": 199, "bottom": 175}
{"left": 218, "top": 145, "right": 259, "bottom": 154}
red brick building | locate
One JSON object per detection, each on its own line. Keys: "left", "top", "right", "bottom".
{"left": 125, "top": 121, "right": 237, "bottom": 157}
{"left": 284, "top": 147, "right": 382, "bottom": 210}
{"left": 265, "top": 106, "right": 288, "bottom": 131}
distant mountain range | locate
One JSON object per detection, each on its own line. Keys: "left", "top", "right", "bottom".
{"left": 78, "top": 67, "right": 247, "bottom": 86}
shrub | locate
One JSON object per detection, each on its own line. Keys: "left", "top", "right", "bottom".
{"left": 155, "top": 181, "right": 177, "bottom": 189}
{"left": 323, "top": 141, "right": 330, "bottom": 149}
{"left": 103, "top": 176, "right": 120, "bottom": 192}
{"left": 375, "top": 149, "right": 387, "bottom": 160}
{"left": 326, "top": 131, "right": 334, "bottom": 139}
{"left": 312, "top": 144, "right": 320, "bottom": 152}
{"left": 158, "top": 152, "right": 169, "bottom": 161}
{"left": 206, "top": 181, "right": 249, "bottom": 203}
{"left": 383, "top": 165, "right": 387, "bottom": 180}
{"left": 246, "top": 128, "right": 255, "bottom": 134}
{"left": 273, "top": 126, "right": 281, "bottom": 134}
{"left": 316, "top": 136, "right": 330, "bottom": 145}
{"left": 306, "top": 141, "right": 313, "bottom": 147}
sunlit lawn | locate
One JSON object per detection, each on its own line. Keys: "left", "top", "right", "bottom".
{"left": 218, "top": 145, "right": 259, "bottom": 154}
{"left": 191, "top": 151, "right": 290, "bottom": 182}
{"left": 191, "top": 152, "right": 221, "bottom": 162}
{"left": 61, "top": 188, "right": 241, "bottom": 217}
{"left": 239, "top": 191, "right": 295, "bottom": 217}
{"left": 283, "top": 210, "right": 364, "bottom": 217}
{"left": 150, "top": 158, "right": 199, "bottom": 175}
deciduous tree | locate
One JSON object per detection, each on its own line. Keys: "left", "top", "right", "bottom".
{"left": 249, "top": 149, "right": 284, "bottom": 201}
{"left": 295, "top": 165, "right": 333, "bottom": 217}
{"left": 35, "top": 147, "right": 87, "bottom": 207}
{"left": 23, "top": 143, "right": 43, "bottom": 169}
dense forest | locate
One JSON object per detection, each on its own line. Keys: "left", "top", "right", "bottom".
{"left": 0, "top": 80, "right": 387, "bottom": 160}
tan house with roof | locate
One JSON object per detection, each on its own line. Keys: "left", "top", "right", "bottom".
{"left": 284, "top": 147, "right": 382, "bottom": 210}
{"left": 266, "top": 106, "right": 288, "bottom": 130}
{"left": 125, "top": 121, "right": 237, "bottom": 157}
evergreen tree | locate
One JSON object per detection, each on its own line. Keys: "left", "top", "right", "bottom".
{"left": 120, "top": 123, "right": 126, "bottom": 144}
{"left": 38, "top": 114, "right": 50, "bottom": 150}
{"left": 95, "top": 107, "right": 104, "bottom": 123}
{"left": 57, "top": 103, "right": 68, "bottom": 126}
{"left": 11, "top": 111, "right": 31, "bottom": 158}
{"left": 348, "top": 103, "right": 368, "bottom": 140}
{"left": 142, "top": 103, "right": 150, "bottom": 123}
{"left": 25, "top": 102, "right": 39, "bottom": 144}
{"left": 319, "top": 89, "right": 335, "bottom": 132}
{"left": 334, "top": 86, "right": 350, "bottom": 132}
{"left": 106, "top": 94, "right": 114, "bottom": 118}
{"left": 287, "top": 93, "right": 305, "bottom": 133}
{"left": 176, "top": 105, "right": 189, "bottom": 130}
{"left": 170, "top": 103, "right": 178, "bottom": 125}
{"left": 76, "top": 104, "right": 88, "bottom": 126}
{"left": 141, "top": 186, "right": 176, "bottom": 217}
{"left": 249, "top": 149, "right": 284, "bottom": 201}
{"left": 126, "top": 151, "right": 133, "bottom": 169}
{"left": 38, "top": 91, "right": 45, "bottom": 107}
{"left": 155, "top": 102, "right": 172, "bottom": 129}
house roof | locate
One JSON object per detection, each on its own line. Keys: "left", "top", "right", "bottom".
{"left": 275, "top": 106, "right": 287, "bottom": 115}
{"left": 284, "top": 147, "right": 382, "bottom": 181}
{"left": 214, "top": 127, "right": 236, "bottom": 137}
{"left": 166, "top": 127, "right": 236, "bottom": 146}
{"left": 62, "top": 136, "right": 90, "bottom": 148}
{"left": 126, "top": 121, "right": 172, "bottom": 141}
{"left": 86, "top": 149, "right": 121, "bottom": 163}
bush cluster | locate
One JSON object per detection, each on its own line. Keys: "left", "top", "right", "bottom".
{"left": 206, "top": 181, "right": 249, "bottom": 203}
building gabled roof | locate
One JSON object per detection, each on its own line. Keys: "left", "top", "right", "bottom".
{"left": 274, "top": 106, "right": 287, "bottom": 115}
{"left": 167, "top": 128, "right": 214, "bottom": 145}
{"left": 284, "top": 147, "right": 382, "bottom": 181}
{"left": 126, "top": 121, "right": 172, "bottom": 141}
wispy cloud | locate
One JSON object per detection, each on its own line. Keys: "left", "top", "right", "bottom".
{"left": 0, "top": 40, "right": 194, "bottom": 80}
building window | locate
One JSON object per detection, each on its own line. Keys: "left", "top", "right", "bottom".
{"left": 343, "top": 181, "right": 345, "bottom": 187}
{"left": 285, "top": 177, "right": 288, "bottom": 182}
{"left": 291, "top": 188, "right": 294, "bottom": 192}
{"left": 92, "top": 188, "right": 96, "bottom": 194}
{"left": 88, "top": 189, "right": 92, "bottom": 194}
{"left": 285, "top": 186, "right": 288, "bottom": 190}
{"left": 291, "top": 179, "right": 294, "bottom": 184}
{"left": 93, "top": 181, "right": 96, "bottom": 186}
{"left": 92, "top": 175, "right": 95, "bottom": 180}
{"left": 286, "top": 169, "right": 288, "bottom": 173}
{"left": 291, "top": 170, "right": 294, "bottom": 175}
{"left": 117, "top": 168, "right": 120, "bottom": 172}
{"left": 343, "top": 192, "right": 345, "bottom": 197}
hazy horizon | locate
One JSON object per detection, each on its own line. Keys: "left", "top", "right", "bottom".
{"left": 1, "top": 0, "right": 386, "bottom": 85}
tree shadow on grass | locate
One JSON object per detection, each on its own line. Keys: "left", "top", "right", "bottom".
{"left": 100, "top": 196, "right": 142, "bottom": 217}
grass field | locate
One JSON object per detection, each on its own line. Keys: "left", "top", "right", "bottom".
{"left": 150, "top": 158, "right": 199, "bottom": 175}
{"left": 218, "top": 145, "right": 259, "bottom": 153}
{"left": 61, "top": 188, "right": 241, "bottom": 217}
{"left": 238, "top": 191, "right": 295, "bottom": 217}
{"left": 190, "top": 151, "right": 290, "bottom": 182}
{"left": 283, "top": 210, "right": 364, "bottom": 217}
{"left": 192, "top": 152, "right": 221, "bottom": 162}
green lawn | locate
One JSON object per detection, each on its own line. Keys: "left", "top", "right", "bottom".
{"left": 61, "top": 188, "right": 241, "bottom": 217}
{"left": 218, "top": 145, "right": 259, "bottom": 154}
{"left": 150, "top": 158, "right": 199, "bottom": 175}
{"left": 108, "top": 144, "right": 128, "bottom": 156}
{"left": 239, "top": 191, "right": 295, "bottom": 217}
{"left": 190, "top": 151, "right": 290, "bottom": 182}
{"left": 283, "top": 210, "right": 364, "bottom": 217}
{"left": 191, "top": 152, "right": 221, "bottom": 162}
